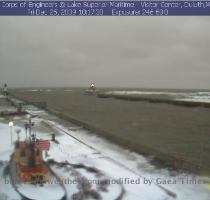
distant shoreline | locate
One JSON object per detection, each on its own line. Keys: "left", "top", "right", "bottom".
{"left": 9, "top": 87, "right": 210, "bottom": 92}
{"left": 97, "top": 92, "right": 210, "bottom": 108}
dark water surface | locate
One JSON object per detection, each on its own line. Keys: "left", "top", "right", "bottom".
{"left": 11, "top": 88, "right": 210, "bottom": 175}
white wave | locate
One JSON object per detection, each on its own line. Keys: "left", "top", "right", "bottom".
{"left": 27, "top": 89, "right": 39, "bottom": 92}
{"left": 177, "top": 98, "right": 210, "bottom": 103}
{"left": 106, "top": 90, "right": 178, "bottom": 96}
{"left": 64, "top": 89, "right": 72, "bottom": 92}
{"left": 106, "top": 90, "right": 210, "bottom": 104}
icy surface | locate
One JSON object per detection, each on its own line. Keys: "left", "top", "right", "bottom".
{"left": 18, "top": 181, "right": 65, "bottom": 200}
{"left": 105, "top": 90, "right": 210, "bottom": 103}
{"left": 0, "top": 163, "right": 21, "bottom": 200}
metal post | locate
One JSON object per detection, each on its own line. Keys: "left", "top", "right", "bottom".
{"left": 9, "top": 121, "right": 14, "bottom": 145}
{"left": 10, "top": 126, "right": 13, "bottom": 145}
{"left": 24, "top": 119, "right": 34, "bottom": 141}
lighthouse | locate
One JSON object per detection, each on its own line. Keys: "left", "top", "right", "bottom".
{"left": 89, "top": 83, "right": 96, "bottom": 91}
{"left": 3, "top": 83, "right": 8, "bottom": 96}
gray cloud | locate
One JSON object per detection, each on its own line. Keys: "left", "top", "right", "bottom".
{"left": 0, "top": 17, "right": 209, "bottom": 89}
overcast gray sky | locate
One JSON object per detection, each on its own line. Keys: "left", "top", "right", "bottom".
{"left": 0, "top": 17, "right": 209, "bottom": 89}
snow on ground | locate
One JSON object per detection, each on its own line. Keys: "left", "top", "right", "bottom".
{"left": 0, "top": 102, "right": 210, "bottom": 200}
{"left": 22, "top": 104, "right": 47, "bottom": 116}
{"left": 18, "top": 180, "right": 66, "bottom": 200}
{"left": 0, "top": 106, "right": 17, "bottom": 112}
{"left": 45, "top": 120, "right": 210, "bottom": 200}
{"left": 0, "top": 119, "right": 173, "bottom": 200}
{"left": 58, "top": 126, "right": 210, "bottom": 200}
{"left": 0, "top": 163, "right": 21, "bottom": 200}
{"left": 0, "top": 123, "right": 15, "bottom": 153}
{"left": 50, "top": 165, "right": 80, "bottom": 200}
{"left": 0, "top": 95, "right": 6, "bottom": 98}
{"left": 50, "top": 163, "right": 123, "bottom": 200}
